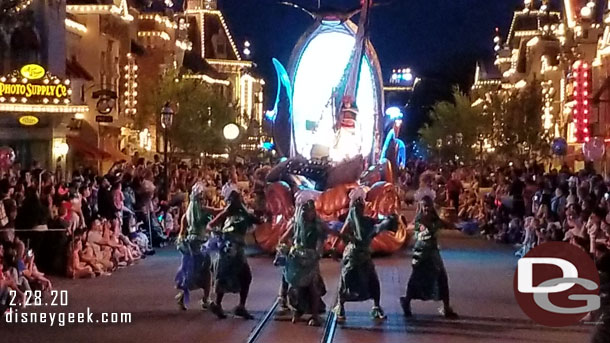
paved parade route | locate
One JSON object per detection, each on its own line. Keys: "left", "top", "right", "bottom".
{"left": 2, "top": 231, "right": 593, "bottom": 343}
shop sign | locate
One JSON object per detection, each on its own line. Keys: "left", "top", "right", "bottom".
{"left": 0, "top": 66, "right": 72, "bottom": 105}
{"left": 95, "top": 115, "right": 113, "bottom": 123}
{"left": 20, "top": 64, "right": 46, "bottom": 80}
{"left": 18, "top": 115, "right": 39, "bottom": 126}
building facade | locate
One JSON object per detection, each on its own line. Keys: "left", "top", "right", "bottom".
{"left": 0, "top": 0, "right": 265, "bottom": 173}
{"left": 473, "top": 0, "right": 610, "bottom": 165}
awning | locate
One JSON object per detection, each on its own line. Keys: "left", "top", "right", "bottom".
{"left": 67, "top": 136, "right": 111, "bottom": 160}
{"left": 66, "top": 57, "right": 93, "bottom": 81}
{"left": 104, "top": 143, "right": 128, "bottom": 162}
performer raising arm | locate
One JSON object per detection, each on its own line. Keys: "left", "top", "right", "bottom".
{"left": 207, "top": 191, "right": 262, "bottom": 320}
{"left": 334, "top": 191, "right": 397, "bottom": 322}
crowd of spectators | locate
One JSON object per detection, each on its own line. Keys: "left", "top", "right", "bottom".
{"left": 0, "top": 153, "right": 267, "bottom": 312}
{"left": 412, "top": 160, "right": 610, "bottom": 261}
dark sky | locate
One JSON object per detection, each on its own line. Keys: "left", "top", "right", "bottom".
{"left": 219, "top": 0, "right": 533, "bottom": 91}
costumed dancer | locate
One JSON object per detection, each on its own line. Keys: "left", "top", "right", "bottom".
{"left": 331, "top": 96, "right": 362, "bottom": 161}
{"left": 174, "top": 182, "right": 217, "bottom": 310}
{"left": 207, "top": 190, "right": 261, "bottom": 320}
{"left": 333, "top": 188, "right": 397, "bottom": 322}
{"left": 279, "top": 200, "right": 341, "bottom": 326}
{"left": 400, "top": 196, "right": 458, "bottom": 319}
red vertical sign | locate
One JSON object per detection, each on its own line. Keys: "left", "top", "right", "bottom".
{"left": 573, "top": 60, "right": 591, "bottom": 143}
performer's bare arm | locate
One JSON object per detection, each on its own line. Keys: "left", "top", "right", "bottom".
{"left": 207, "top": 209, "right": 229, "bottom": 231}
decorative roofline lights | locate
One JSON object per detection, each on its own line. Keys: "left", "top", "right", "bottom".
{"left": 514, "top": 30, "right": 540, "bottom": 37}
{"left": 176, "top": 39, "right": 193, "bottom": 51}
{"left": 65, "top": 18, "right": 88, "bottom": 34}
{"left": 183, "top": 74, "right": 230, "bottom": 86}
{"left": 240, "top": 74, "right": 254, "bottom": 124}
{"left": 0, "top": 104, "right": 88, "bottom": 113}
{"left": 138, "top": 31, "right": 171, "bottom": 41}
{"left": 66, "top": 4, "right": 133, "bottom": 22}
{"left": 139, "top": 14, "right": 178, "bottom": 29}
{"left": 123, "top": 54, "right": 138, "bottom": 117}
{"left": 541, "top": 80, "right": 555, "bottom": 132}
{"left": 207, "top": 59, "right": 253, "bottom": 67}
{"left": 186, "top": 9, "right": 241, "bottom": 60}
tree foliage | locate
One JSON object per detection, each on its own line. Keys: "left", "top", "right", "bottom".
{"left": 481, "top": 82, "right": 547, "bottom": 159}
{"left": 138, "top": 68, "right": 238, "bottom": 155}
{"left": 419, "top": 88, "right": 487, "bottom": 161}
{"left": 427, "top": 81, "right": 548, "bottom": 163}
{"left": 499, "top": 82, "right": 546, "bottom": 156}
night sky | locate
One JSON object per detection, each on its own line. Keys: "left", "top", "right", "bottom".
{"left": 214, "top": 0, "right": 566, "bottom": 136}
{"left": 220, "top": 0, "right": 535, "bottom": 89}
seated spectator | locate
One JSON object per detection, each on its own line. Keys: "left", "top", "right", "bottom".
{"left": 107, "top": 218, "right": 136, "bottom": 265}
{"left": 86, "top": 219, "right": 115, "bottom": 270}
{"left": 1, "top": 244, "right": 25, "bottom": 311}
{"left": 3, "top": 246, "right": 31, "bottom": 292}
{"left": 22, "top": 250, "right": 53, "bottom": 291}
{"left": 67, "top": 233, "right": 96, "bottom": 279}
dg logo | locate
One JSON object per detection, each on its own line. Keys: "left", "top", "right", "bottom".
{"left": 513, "top": 242, "right": 600, "bottom": 327}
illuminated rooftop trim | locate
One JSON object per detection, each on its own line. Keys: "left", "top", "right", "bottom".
{"left": 183, "top": 74, "right": 231, "bottom": 86}
{"left": 138, "top": 31, "right": 171, "bottom": 41}
{"left": 66, "top": 4, "right": 133, "bottom": 22}
{"left": 185, "top": 9, "right": 241, "bottom": 60}
{"left": 0, "top": 104, "right": 89, "bottom": 113}
{"left": 65, "top": 18, "right": 88, "bottom": 35}
{"left": 207, "top": 59, "right": 253, "bottom": 67}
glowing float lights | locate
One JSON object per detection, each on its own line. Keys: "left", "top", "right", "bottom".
{"left": 261, "top": 142, "right": 274, "bottom": 151}
{"left": 291, "top": 26, "right": 379, "bottom": 161}
{"left": 385, "top": 106, "right": 404, "bottom": 120}
{"left": 572, "top": 60, "right": 591, "bottom": 143}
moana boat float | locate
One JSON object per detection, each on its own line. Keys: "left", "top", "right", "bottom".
{"left": 255, "top": 0, "right": 411, "bottom": 255}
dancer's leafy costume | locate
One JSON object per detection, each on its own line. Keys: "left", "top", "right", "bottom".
{"left": 175, "top": 184, "right": 213, "bottom": 302}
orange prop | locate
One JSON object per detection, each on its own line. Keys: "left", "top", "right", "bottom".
{"left": 315, "top": 183, "right": 359, "bottom": 222}
{"left": 253, "top": 182, "right": 295, "bottom": 253}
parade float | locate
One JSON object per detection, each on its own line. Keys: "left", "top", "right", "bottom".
{"left": 255, "top": 0, "right": 411, "bottom": 254}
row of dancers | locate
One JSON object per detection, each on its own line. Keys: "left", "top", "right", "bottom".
{"left": 174, "top": 182, "right": 458, "bottom": 325}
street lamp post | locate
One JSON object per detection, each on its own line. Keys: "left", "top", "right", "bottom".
{"left": 161, "top": 102, "right": 175, "bottom": 200}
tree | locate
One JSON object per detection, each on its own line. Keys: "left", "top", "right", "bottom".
{"left": 495, "top": 82, "right": 547, "bottom": 158}
{"left": 419, "top": 88, "right": 487, "bottom": 162}
{"left": 138, "top": 68, "right": 238, "bottom": 155}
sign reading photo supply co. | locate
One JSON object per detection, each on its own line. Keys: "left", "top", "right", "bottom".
{"left": 0, "top": 64, "right": 72, "bottom": 105}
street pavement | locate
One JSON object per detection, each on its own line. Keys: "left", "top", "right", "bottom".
{"left": 1, "top": 231, "right": 594, "bottom": 343}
